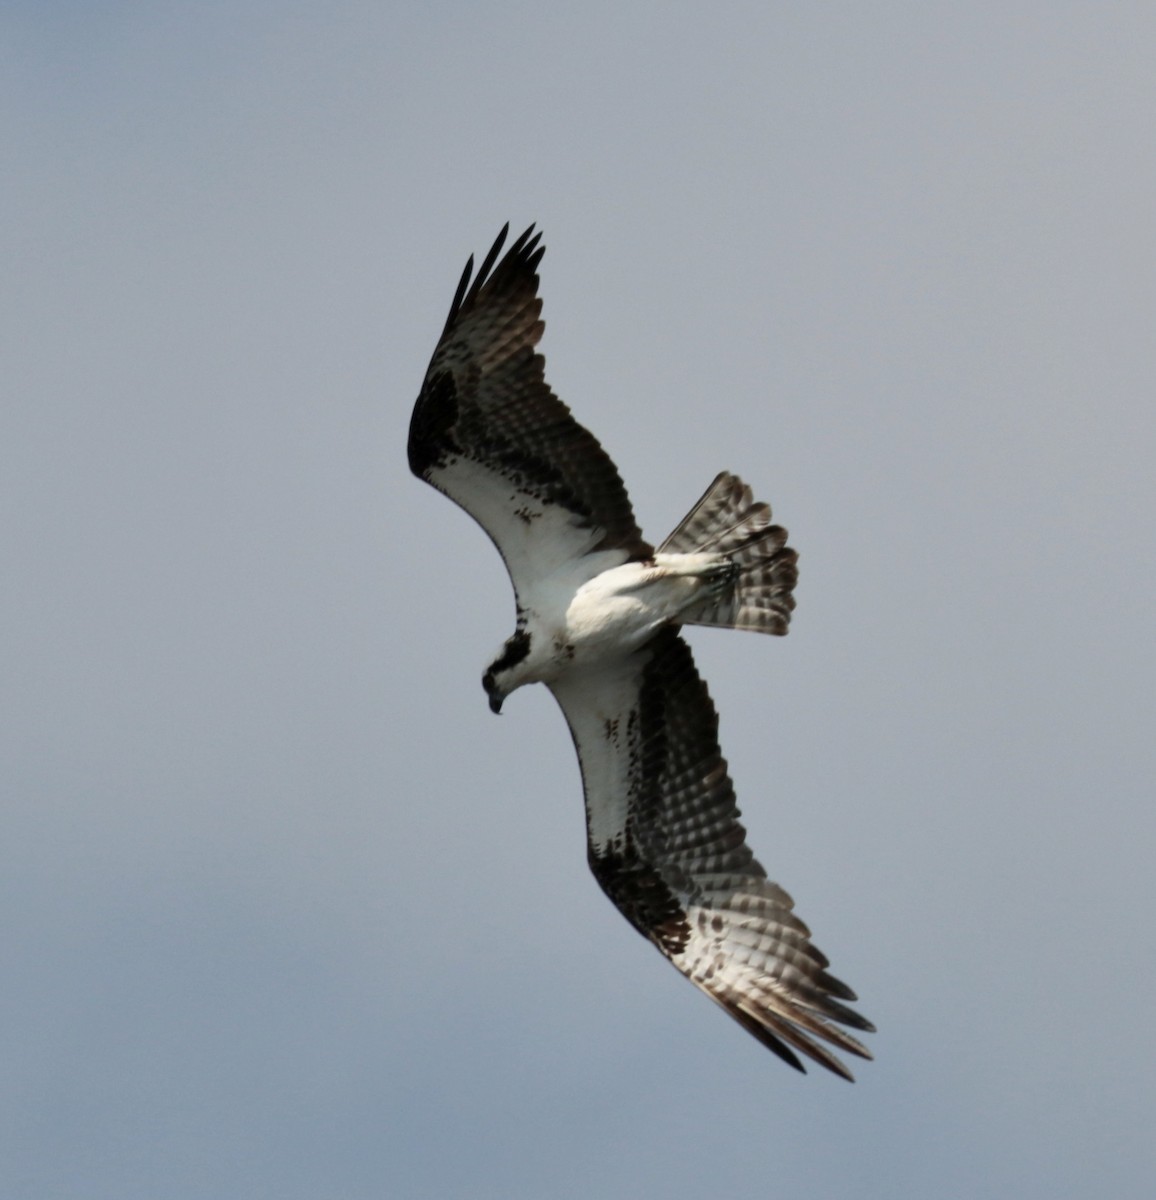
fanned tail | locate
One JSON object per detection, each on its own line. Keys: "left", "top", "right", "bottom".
{"left": 659, "top": 472, "right": 798, "bottom": 635}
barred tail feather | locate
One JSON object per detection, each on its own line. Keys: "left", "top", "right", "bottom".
{"left": 660, "top": 472, "right": 799, "bottom": 635}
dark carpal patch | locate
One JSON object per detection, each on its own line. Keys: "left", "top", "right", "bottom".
{"left": 589, "top": 847, "right": 690, "bottom": 956}
{"left": 407, "top": 370, "right": 459, "bottom": 476}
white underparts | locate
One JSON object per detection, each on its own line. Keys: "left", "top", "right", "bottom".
{"left": 498, "top": 554, "right": 731, "bottom": 697}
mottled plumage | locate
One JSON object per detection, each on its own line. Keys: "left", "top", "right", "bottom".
{"left": 408, "top": 225, "right": 873, "bottom": 1079}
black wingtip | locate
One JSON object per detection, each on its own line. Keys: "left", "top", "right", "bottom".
{"left": 442, "top": 252, "right": 477, "bottom": 339}
{"left": 473, "top": 222, "right": 512, "bottom": 288}
{"left": 439, "top": 223, "right": 542, "bottom": 339}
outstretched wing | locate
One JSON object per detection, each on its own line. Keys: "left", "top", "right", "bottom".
{"left": 549, "top": 628, "right": 874, "bottom": 1080}
{"left": 408, "top": 225, "right": 652, "bottom": 602}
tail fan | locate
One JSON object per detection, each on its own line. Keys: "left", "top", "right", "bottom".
{"left": 659, "top": 472, "right": 799, "bottom": 635}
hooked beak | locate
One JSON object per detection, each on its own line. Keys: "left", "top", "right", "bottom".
{"left": 488, "top": 691, "right": 504, "bottom": 715}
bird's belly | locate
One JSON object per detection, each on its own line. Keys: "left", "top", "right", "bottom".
{"left": 560, "top": 564, "right": 700, "bottom": 663}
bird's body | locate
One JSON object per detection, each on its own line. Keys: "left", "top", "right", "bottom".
{"left": 493, "top": 553, "right": 736, "bottom": 694}
{"left": 408, "top": 225, "right": 873, "bottom": 1079}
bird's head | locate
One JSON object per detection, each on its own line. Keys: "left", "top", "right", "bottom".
{"left": 481, "top": 629, "right": 532, "bottom": 715}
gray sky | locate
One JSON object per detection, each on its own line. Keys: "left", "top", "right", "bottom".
{"left": 4, "top": 3, "right": 1154, "bottom": 1197}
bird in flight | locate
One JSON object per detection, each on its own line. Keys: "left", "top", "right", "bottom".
{"left": 407, "top": 225, "right": 873, "bottom": 1079}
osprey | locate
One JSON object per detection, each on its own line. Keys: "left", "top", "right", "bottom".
{"left": 408, "top": 225, "right": 873, "bottom": 1079}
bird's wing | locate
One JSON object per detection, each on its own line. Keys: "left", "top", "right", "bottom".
{"left": 549, "top": 627, "right": 874, "bottom": 1079}
{"left": 408, "top": 225, "right": 652, "bottom": 605}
